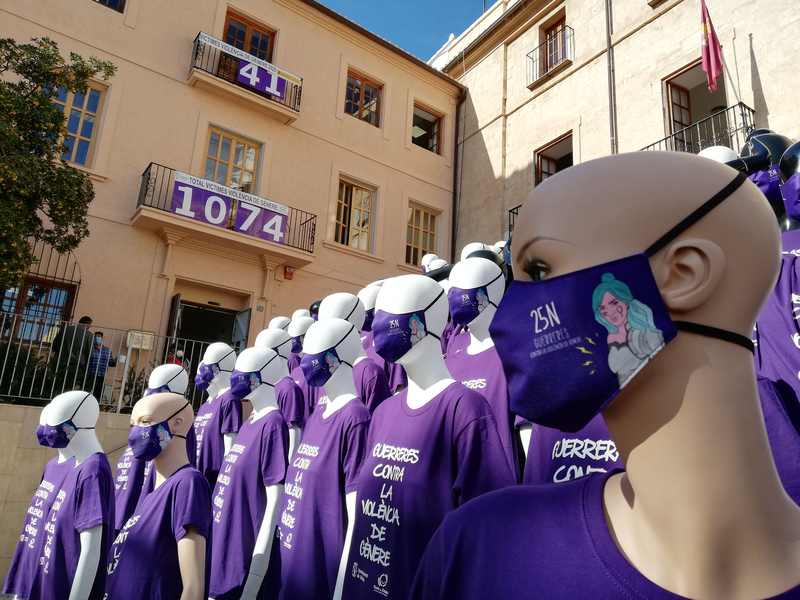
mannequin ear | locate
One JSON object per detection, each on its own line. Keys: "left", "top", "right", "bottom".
{"left": 652, "top": 238, "right": 726, "bottom": 312}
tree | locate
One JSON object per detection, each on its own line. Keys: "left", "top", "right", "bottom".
{"left": 0, "top": 37, "right": 115, "bottom": 289}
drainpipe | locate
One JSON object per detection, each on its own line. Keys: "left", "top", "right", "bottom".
{"left": 451, "top": 90, "right": 466, "bottom": 262}
{"left": 605, "top": 0, "right": 619, "bottom": 154}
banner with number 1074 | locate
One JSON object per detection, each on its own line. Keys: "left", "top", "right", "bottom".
{"left": 170, "top": 171, "right": 288, "bottom": 245}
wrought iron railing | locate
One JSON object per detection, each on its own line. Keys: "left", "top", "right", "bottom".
{"left": 641, "top": 102, "right": 756, "bottom": 154}
{"left": 508, "top": 204, "right": 522, "bottom": 234}
{"left": 137, "top": 162, "right": 316, "bottom": 253}
{"left": 527, "top": 25, "right": 575, "bottom": 86}
{"left": 191, "top": 32, "right": 303, "bottom": 113}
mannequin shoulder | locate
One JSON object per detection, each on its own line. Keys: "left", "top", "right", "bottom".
{"left": 443, "top": 383, "right": 494, "bottom": 417}
{"left": 172, "top": 466, "right": 210, "bottom": 492}
{"left": 342, "top": 397, "right": 371, "bottom": 426}
{"left": 79, "top": 452, "right": 113, "bottom": 478}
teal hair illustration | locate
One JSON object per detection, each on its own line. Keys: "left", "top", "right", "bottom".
{"left": 591, "top": 273, "right": 658, "bottom": 334}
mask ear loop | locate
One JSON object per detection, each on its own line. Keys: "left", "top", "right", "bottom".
{"left": 421, "top": 290, "right": 445, "bottom": 341}
{"left": 345, "top": 298, "right": 360, "bottom": 321}
{"left": 272, "top": 337, "right": 294, "bottom": 360}
{"left": 216, "top": 349, "right": 236, "bottom": 373}
{"left": 162, "top": 401, "right": 191, "bottom": 440}
{"left": 328, "top": 325, "right": 356, "bottom": 368}
{"left": 643, "top": 172, "right": 754, "bottom": 353}
{"left": 62, "top": 392, "right": 96, "bottom": 431}
{"left": 255, "top": 353, "right": 281, "bottom": 389}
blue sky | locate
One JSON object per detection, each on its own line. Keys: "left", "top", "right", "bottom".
{"left": 319, "top": 0, "right": 485, "bottom": 60}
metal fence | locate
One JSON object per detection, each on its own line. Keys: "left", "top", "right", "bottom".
{"left": 138, "top": 162, "right": 317, "bottom": 253}
{"left": 191, "top": 32, "right": 303, "bottom": 113}
{"left": 0, "top": 312, "right": 215, "bottom": 413}
{"left": 640, "top": 103, "right": 756, "bottom": 154}
{"left": 527, "top": 25, "right": 575, "bottom": 87}
{"left": 508, "top": 204, "right": 522, "bottom": 235}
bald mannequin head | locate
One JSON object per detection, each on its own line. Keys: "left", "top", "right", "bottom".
{"left": 513, "top": 152, "right": 780, "bottom": 335}
{"left": 131, "top": 392, "right": 193, "bottom": 436}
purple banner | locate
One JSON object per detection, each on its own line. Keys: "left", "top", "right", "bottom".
{"left": 170, "top": 172, "right": 289, "bottom": 246}
{"left": 236, "top": 59, "right": 287, "bottom": 99}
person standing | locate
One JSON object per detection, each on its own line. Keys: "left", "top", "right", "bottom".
{"left": 88, "top": 331, "right": 116, "bottom": 401}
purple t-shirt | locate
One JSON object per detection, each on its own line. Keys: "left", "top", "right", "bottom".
{"left": 30, "top": 452, "right": 114, "bottom": 600}
{"left": 445, "top": 342, "right": 520, "bottom": 479}
{"left": 104, "top": 465, "right": 211, "bottom": 599}
{"left": 759, "top": 377, "right": 800, "bottom": 504}
{"left": 363, "top": 331, "right": 407, "bottom": 393}
{"left": 112, "top": 448, "right": 147, "bottom": 532}
{"left": 352, "top": 358, "right": 391, "bottom": 414}
{"left": 136, "top": 425, "right": 198, "bottom": 513}
{"left": 410, "top": 471, "right": 800, "bottom": 599}
{"left": 288, "top": 352, "right": 301, "bottom": 373}
{"left": 278, "top": 399, "right": 370, "bottom": 599}
{"left": 3, "top": 457, "right": 75, "bottom": 598}
{"left": 209, "top": 410, "right": 289, "bottom": 599}
{"left": 292, "top": 365, "right": 323, "bottom": 421}
{"left": 342, "top": 382, "right": 515, "bottom": 600}
{"left": 277, "top": 375, "right": 305, "bottom": 429}
{"left": 194, "top": 390, "right": 243, "bottom": 489}
{"left": 523, "top": 414, "right": 622, "bottom": 485}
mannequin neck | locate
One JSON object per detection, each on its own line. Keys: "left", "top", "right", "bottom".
{"left": 351, "top": 346, "right": 367, "bottom": 366}
{"left": 208, "top": 373, "right": 232, "bottom": 400}
{"left": 68, "top": 430, "right": 103, "bottom": 464}
{"left": 399, "top": 336, "right": 454, "bottom": 409}
{"left": 248, "top": 384, "right": 279, "bottom": 418}
{"left": 153, "top": 435, "right": 188, "bottom": 488}
{"left": 467, "top": 307, "right": 495, "bottom": 354}
{"left": 323, "top": 364, "right": 357, "bottom": 417}
{"left": 57, "top": 448, "right": 72, "bottom": 464}
{"left": 604, "top": 336, "right": 800, "bottom": 596}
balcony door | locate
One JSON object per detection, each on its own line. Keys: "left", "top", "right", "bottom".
{"left": 218, "top": 11, "right": 275, "bottom": 84}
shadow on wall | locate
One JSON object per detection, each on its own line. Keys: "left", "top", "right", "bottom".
{"left": 749, "top": 33, "right": 770, "bottom": 130}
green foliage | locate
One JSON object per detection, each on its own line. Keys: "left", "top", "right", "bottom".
{"left": 0, "top": 37, "right": 116, "bottom": 288}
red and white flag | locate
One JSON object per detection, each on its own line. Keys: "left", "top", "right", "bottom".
{"left": 700, "top": 0, "right": 723, "bottom": 91}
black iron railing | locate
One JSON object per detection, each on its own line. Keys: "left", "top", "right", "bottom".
{"left": 508, "top": 204, "right": 522, "bottom": 234}
{"left": 191, "top": 32, "right": 303, "bottom": 113}
{"left": 137, "top": 162, "right": 316, "bottom": 253}
{"left": 527, "top": 25, "right": 575, "bottom": 86}
{"left": 641, "top": 102, "right": 755, "bottom": 154}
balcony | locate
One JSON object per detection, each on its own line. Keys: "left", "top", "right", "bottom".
{"left": 133, "top": 163, "right": 316, "bottom": 264}
{"left": 641, "top": 103, "right": 756, "bottom": 154}
{"left": 527, "top": 25, "right": 575, "bottom": 89}
{"left": 508, "top": 204, "right": 521, "bottom": 235}
{"left": 188, "top": 32, "right": 303, "bottom": 124}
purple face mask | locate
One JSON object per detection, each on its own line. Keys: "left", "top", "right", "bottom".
{"left": 749, "top": 167, "right": 782, "bottom": 205}
{"left": 128, "top": 401, "right": 189, "bottom": 461}
{"left": 229, "top": 354, "right": 278, "bottom": 400}
{"left": 144, "top": 368, "right": 184, "bottom": 397}
{"left": 781, "top": 172, "right": 800, "bottom": 220}
{"left": 491, "top": 173, "right": 755, "bottom": 432}
{"left": 290, "top": 336, "right": 303, "bottom": 354}
{"left": 299, "top": 326, "right": 355, "bottom": 387}
{"left": 39, "top": 392, "right": 95, "bottom": 448}
{"left": 372, "top": 290, "right": 443, "bottom": 363}
{"left": 448, "top": 272, "right": 502, "bottom": 327}
{"left": 362, "top": 308, "right": 375, "bottom": 332}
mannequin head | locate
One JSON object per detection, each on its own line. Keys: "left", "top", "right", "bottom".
{"left": 231, "top": 347, "right": 285, "bottom": 409}
{"left": 268, "top": 316, "right": 291, "bottom": 330}
{"left": 698, "top": 145, "right": 738, "bottom": 164}
{"left": 309, "top": 300, "right": 322, "bottom": 321}
{"left": 129, "top": 392, "right": 193, "bottom": 463}
{"left": 301, "top": 318, "right": 362, "bottom": 392}
{"left": 146, "top": 364, "right": 189, "bottom": 396}
{"left": 47, "top": 391, "right": 100, "bottom": 459}
{"left": 511, "top": 151, "right": 779, "bottom": 420}
{"left": 448, "top": 257, "right": 504, "bottom": 327}
{"left": 291, "top": 308, "right": 311, "bottom": 320}
{"left": 303, "top": 318, "right": 363, "bottom": 361}
{"left": 460, "top": 242, "right": 489, "bottom": 262}
{"left": 428, "top": 258, "right": 448, "bottom": 271}
{"left": 374, "top": 274, "right": 448, "bottom": 366}
{"left": 254, "top": 328, "right": 293, "bottom": 363}
{"left": 420, "top": 253, "right": 440, "bottom": 273}
{"left": 197, "top": 342, "right": 236, "bottom": 396}
{"left": 319, "top": 292, "right": 365, "bottom": 330}
{"left": 288, "top": 316, "right": 315, "bottom": 353}
{"left": 357, "top": 284, "right": 381, "bottom": 312}
{"left": 131, "top": 392, "right": 193, "bottom": 437}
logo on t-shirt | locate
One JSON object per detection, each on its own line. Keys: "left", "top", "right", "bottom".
{"left": 460, "top": 378, "right": 487, "bottom": 390}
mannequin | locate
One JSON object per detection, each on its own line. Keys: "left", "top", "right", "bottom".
{"left": 287, "top": 316, "right": 313, "bottom": 372}
{"left": 309, "top": 300, "right": 322, "bottom": 321}
{"left": 342, "top": 274, "right": 514, "bottom": 600}
{"left": 3, "top": 405, "right": 76, "bottom": 600}
{"left": 319, "top": 292, "right": 391, "bottom": 413}
{"left": 358, "top": 283, "right": 408, "bottom": 394}
{"left": 420, "top": 253, "right": 440, "bottom": 273}
{"left": 31, "top": 391, "right": 113, "bottom": 600}
{"left": 287, "top": 316, "right": 321, "bottom": 419}
{"left": 460, "top": 241, "right": 489, "bottom": 262}
{"left": 698, "top": 144, "right": 738, "bottom": 163}
{"left": 410, "top": 152, "right": 800, "bottom": 599}
{"left": 445, "top": 257, "right": 521, "bottom": 479}
{"left": 209, "top": 347, "right": 288, "bottom": 600}
{"left": 255, "top": 328, "right": 303, "bottom": 455}
{"left": 779, "top": 140, "right": 800, "bottom": 226}
{"left": 268, "top": 316, "right": 291, "bottom": 330}
{"left": 193, "top": 343, "right": 241, "bottom": 489}
{"left": 278, "top": 319, "right": 371, "bottom": 600}
{"left": 114, "top": 363, "right": 195, "bottom": 536}
{"left": 291, "top": 308, "right": 311, "bottom": 320}
{"left": 104, "top": 392, "right": 210, "bottom": 599}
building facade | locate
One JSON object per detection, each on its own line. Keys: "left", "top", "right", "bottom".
{"left": 0, "top": 0, "right": 461, "bottom": 405}
{"left": 430, "top": 0, "right": 800, "bottom": 250}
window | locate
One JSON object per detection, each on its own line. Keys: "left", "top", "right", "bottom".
{"left": 406, "top": 204, "right": 438, "bottom": 266}
{"left": 53, "top": 83, "right": 105, "bottom": 167}
{"left": 204, "top": 128, "right": 260, "bottom": 193}
{"left": 93, "top": 0, "right": 125, "bottom": 13}
{"left": 1, "top": 278, "right": 76, "bottom": 342}
{"left": 224, "top": 11, "right": 275, "bottom": 62}
{"left": 345, "top": 70, "right": 382, "bottom": 127}
{"left": 412, "top": 104, "right": 442, "bottom": 154}
{"left": 534, "top": 133, "right": 573, "bottom": 185}
{"left": 335, "top": 179, "right": 375, "bottom": 253}
{"left": 544, "top": 19, "right": 569, "bottom": 73}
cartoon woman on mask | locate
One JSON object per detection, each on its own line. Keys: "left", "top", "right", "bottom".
{"left": 476, "top": 288, "right": 489, "bottom": 313}
{"left": 592, "top": 273, "right": 665, "bottom": 387}
{"left": 409, "top": 314, "right": 426, "bottom": 345}
{"left": 324, "top": 351, "right": 340, "bottom": 374}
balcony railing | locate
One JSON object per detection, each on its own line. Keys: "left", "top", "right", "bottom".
{"left": 527, "top": 25, "right": 575, "bottom": 87}
{"left": 641, "top": 102, "right": 756, "bottom": 154}
{"left": 508, "top": 204, "right": 522, "bottom": 234}
{"left": 191, "top": 32, "right": 303, "bottom": 113}
{"left": 137, "top": 162, "right": 316, "bottom": 253}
